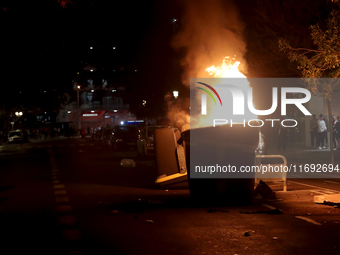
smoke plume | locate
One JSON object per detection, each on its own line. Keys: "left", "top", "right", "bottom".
{"left": 171, "top": 0, "right": 247, "bottom": 85}
{"left": 168, "top": 0, "right": 247, "bottom": 131}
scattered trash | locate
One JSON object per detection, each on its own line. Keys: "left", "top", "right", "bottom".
{"left": 111, "top": 210, "right": 118, "bottom": 215}
{"left": 253, "top": 181, "right": 276, "bottom": 199}
{"left": 207, "top": 208, "right": 217, "bottom": 213}
{"left": 146, "top": 220, "right": 154, "bottom": 224}
{"left": 147, "top": 200, "right": 164, "bottom": 204}
{"left": 240, "top": 209, "right": 282, "bottom": 215}
{"left": 120, "top": 159, "right": 136, "bottom": 167}
{"left": 253, "top": 194, "right": 262, "bottom": 200}
{"left": 244, "top": 231, "right": 251, "bottom": 236}
{"left": 273, "top": 237, "right": 278, "bottom": 240}
{"left": 207, "top": 208, "right": 229, "bottom": 213}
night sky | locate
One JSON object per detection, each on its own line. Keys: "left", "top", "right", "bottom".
{"left": 0, "top": 0, "right": 337, "bottom": 115}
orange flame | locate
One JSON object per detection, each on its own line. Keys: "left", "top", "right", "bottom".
{"left": 205, "top": 57, "right": 246, "bottom": 78}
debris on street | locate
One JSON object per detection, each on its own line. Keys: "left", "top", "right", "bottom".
{"left": 253, "top": 181, "right": 276, "bottom": 199}
{"left": 244, "top": 231, "right": 251, "bottom": 236}
{"left": 120, "top": 159, "right": 136, "bottom": 167}
{"left": 207, "top": 208, "right": 229, "bottom": 213}
{"left": 240, "top": 209, "right": 282, "bottom": 215}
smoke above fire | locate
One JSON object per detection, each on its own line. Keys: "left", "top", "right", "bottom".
{"left": 168, "top": 0, "right": 248, "bottom": 131}
{"left": 171, "top": 0, "right": 247, "bottom": 85}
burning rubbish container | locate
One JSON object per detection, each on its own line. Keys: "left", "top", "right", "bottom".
{"left": 155, "top": 125, "right": 261, "bottom": 205}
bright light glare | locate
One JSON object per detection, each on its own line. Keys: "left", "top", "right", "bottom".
{"left": 91, "top": 90, "right": 94, "bottom": 92}
{"left": 120, "top": 121, "right": 124, "bottom": 125}
{"left": 68, "top": 111, "right": 71, "bottom": 113}
{"left": 90, "top": 69, "right": 93, "bottom": 72}
{"left": 173, "top": 91, "right": 179, "bottom": 99}
{"left": 77, "top": 85, "right": 81, "bottom": 89}
{"left": 114, "top": 110, "right": 118, "bottom": 112}
{"left": 112, "top": 90, "right": 116, "bottom": 92}
{"left": 113, "top": 47, "right": 116, "bottom": 49}
{"left": 90, "top": 46, "right": 93, "bottom": 49}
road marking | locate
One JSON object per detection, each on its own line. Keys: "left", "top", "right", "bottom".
{"left": 310, "top": 190, "right": 325, "bottom": 195}
{"left": 49, "top": 148, "right": 83, "bottom": 250}
{"left": 288, "top": 180, "right": 339, "bottom": 194}
{"left": 57, "top": 205, "right": 73, "bottom": 212}
{"left": 62, "top": 229, "right": 81, "bottom": 240}
{"left": 55, "top": 190, "right": 67, "bottom": 195}
{"left": 54, "top": 184, "right": 65, "bottom": 189}
{"left": 295, "top": 216, "right": 322, "bottom": 226}
{"left": 56, "top": 197, "right": 69, "bottom": 202}
{"left": 324, "top": 180, "right": 340, "bottom": 185}
{"left": 262, "top": 204, "right": 277, "bottom": 210}
{"left": 59, "top": 215, "right": 76, "bottom": 224}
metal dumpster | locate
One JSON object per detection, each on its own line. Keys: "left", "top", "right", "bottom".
{"left": 181, "top": 125, "right": 260, "bottom": 205}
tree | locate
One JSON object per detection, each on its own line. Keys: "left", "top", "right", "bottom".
{"left": 279, "top": 9, "right": 340, "bottom": 164}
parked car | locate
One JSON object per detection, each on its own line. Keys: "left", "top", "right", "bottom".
{"left": 137, "top": 125, "right": 172, "bottom": 157}
{"left": 110, "top": 125, "right": 140, "bottom": 150}
{"left": 8, "top": 130, "right": 23, "bottom": 143}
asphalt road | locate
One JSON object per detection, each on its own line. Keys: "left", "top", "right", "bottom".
{"left": 1, "top": 137, "right": 340, "bottom": 255}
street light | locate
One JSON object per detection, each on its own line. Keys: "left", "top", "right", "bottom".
{"left": 173, "top": 91, "right": 179, "bottom": 99}
{"left": 77, "top": 85, "right": 81, "bottom": 108}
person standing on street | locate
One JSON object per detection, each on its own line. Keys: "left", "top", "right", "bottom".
{"left": 336, "top": 116, "right": 340, "bottom": 150}
{"left": 317, "top": 114, "right": 327, "bottom": 149}
{"left": 310, "top": 114, "right": 318, "bottom": 147}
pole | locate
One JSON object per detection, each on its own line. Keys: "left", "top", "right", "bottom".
{"left": 77, "top": 90, "right": 79, "bottom": 109}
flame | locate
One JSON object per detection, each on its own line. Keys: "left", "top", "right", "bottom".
{"left": 205, "top": 57, "right": 246, "bottom": 78}
{"left": 187, "top": 56, "right": 256, "bottom": 131}
{"left": 169, "top": 57, "right": 254, "bottom": 132}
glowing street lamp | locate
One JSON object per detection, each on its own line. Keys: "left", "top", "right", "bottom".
{"left": 77, "top": 85, "right": 81, "bottom": 108}
{"left": 173, "top": 91, "right": 179, "bottom": 99}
